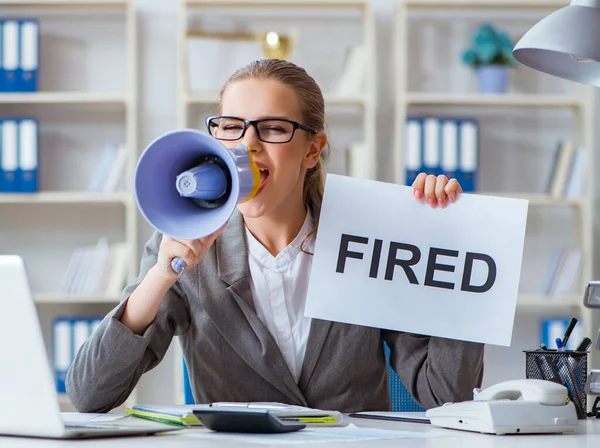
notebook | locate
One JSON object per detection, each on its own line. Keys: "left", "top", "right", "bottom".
{"left": 127, "top": 402, "right": 344, "bottom": 427}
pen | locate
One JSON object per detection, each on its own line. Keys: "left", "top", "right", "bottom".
{"left": 555, "top": 337, "right": 564, "bottom": 351}
{"left": 575, "top": 337, "right": 592, "bottom": 352}
{"left": 561, "top": 317, "right": 578, "bottom": 348}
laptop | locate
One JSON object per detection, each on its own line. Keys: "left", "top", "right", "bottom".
{"left": 0, "top": 255, "right": 177, "bottom": 439}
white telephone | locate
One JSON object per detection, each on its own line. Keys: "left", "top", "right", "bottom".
{"left": 425, "top": 379, "right": 578, "bottom": 435}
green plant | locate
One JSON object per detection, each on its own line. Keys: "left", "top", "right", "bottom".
{"left": 462, "top": 23, "right": 518, "bottom": 69}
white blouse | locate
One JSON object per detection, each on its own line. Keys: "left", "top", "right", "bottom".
{"left": 245, "top": 213, "right": 315, "bottom": 382}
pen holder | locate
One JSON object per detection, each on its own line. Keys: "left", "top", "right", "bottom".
{"left": 524, "top": 350, "right": 588, "bottom": 419}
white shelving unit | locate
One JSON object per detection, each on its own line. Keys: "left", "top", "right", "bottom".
{"left": 178, "top": 0, "right": 377, "bottom": 179}
{"left": 173, "top": 0, "right": 377, "bottom": 403}
{"left": 0, "top": 0, "right": 138, "bottom": 411}
{"left": 393, "top": 0, "right": 599, "bottom": 380}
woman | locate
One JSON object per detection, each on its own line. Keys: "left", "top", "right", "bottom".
{"left": 66, "top": 59, "right": 483, "bottom": 413}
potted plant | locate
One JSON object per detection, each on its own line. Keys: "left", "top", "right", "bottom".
{"left": 462, "top": 23, "right": 518, "bottom": 94}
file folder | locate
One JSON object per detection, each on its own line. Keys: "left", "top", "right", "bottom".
{"left": 440, "top": 119, "right": 458, "bottom": 182}
{"left": 18, "top": 20, "right": 39, "bottom": 92}
{"left": 2, "top": 20, "right": 19, "bottom": 92}
{"left": 0, "top": 21, "right": 4, "bottom": 92}
{"left": 17, "top": 118, "right": 38, "bottom": 192}
{"left": 404, "top": 118, "right": 422, "bottom": 186}
{"left": 53, "top": 317, "right": 105, "bottom": 393}
{"left": 458, "top": 119, "right": 478, "bottom": 192}
{"left": 422, "top": 117, "right": 441, "bottom": 176}
{"left": 53, "top": 318, "right": 71, "bottom": 394}
{"left": 0, "top": 120, "right": 18, "bottom": 192}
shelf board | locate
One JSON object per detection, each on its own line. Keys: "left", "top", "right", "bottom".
{"left": 186, "top": 0, "right": 366, "bottom": 7}
{"left": 187, "top": 91, "right": 367, "bottom": 106}
{"left": 405, "top": 93, "right": 582, "bottom": 108}
{"left": 34, "top": 293, "right": 121, "bottom": 304}
{"left": 477, "top": 192, "right": 582, "bottom": 207}
{"left": 404, "top": 0, "right": 566, "bottom": 8}
{"left": 0, "top": 192, "right": 131, "bottom": 204}
{"left": 518, "top": 294, "right": 581, "bottom": 308}
{"left": 0, "top": 92, "right": 128, "bottom": 105}
{"left": 0, "top": 0, "right": 131, "bottom": 6}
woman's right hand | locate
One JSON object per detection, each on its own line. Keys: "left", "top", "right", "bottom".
{"left": 154, "top": 224, "right": 227, "bottom": 282}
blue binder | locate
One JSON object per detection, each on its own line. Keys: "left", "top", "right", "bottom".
{"left": 2, "top": 20, "right": 19, "bottom": 92}
{"left": 0, "top": 21, "right": 4, "bottom": 92}
{"left": 17, "top": 118, "right": 38, "bottom": 192}
{"left": 53, "top": 316, "right": 105, "bottom": 394}
{"left": 440, "top": 119, "right": 458, "bottom": 182}
{"left": 0, "top": 119, "right": 18, "bottom": 192}
{"left": 404, "top": 117, "right": 422, "bottom": 186}
{"left": 422, "top": 117, "right": 441, "bottom": 176}
{"left": 457, "top": 119, "right": 479, "bottom": 192}
{"left": 18, "top": 19, "right": 39, "bottom": 92}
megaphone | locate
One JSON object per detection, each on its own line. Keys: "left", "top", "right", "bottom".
{"left": 134, "top": 129, "right": 260, "bottom": 274}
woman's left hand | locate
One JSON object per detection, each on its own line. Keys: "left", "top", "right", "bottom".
{"left": 412, "top": 173, "right": 463, "bottom": 208}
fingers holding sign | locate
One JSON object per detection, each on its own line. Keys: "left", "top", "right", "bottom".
{"left": 412, "top": 173, "right": 463, "bottom": 208}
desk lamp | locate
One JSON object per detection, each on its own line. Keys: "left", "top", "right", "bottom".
{"left": 513, "top": 0, "right": 600, "bottom": 87}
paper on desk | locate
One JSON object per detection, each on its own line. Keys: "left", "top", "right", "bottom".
{"left": 305, "top": 174, "right": 528, "bottom": 347}
{"left": 184, "top": 423, "right": 446, "bottom": 444}
{"left": 61, "top": 412, "right": 127, "bottom": 423}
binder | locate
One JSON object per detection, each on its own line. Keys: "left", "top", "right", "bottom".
{"left": 404, "top": 118, "right": 422, "bottom": 186}
{"left": 53, "top": 316, "right": 105, "bottom": 393}
{"left": 53, "top": 318, "right": 71, "bottom": 394}
{"left": 0, "top": 21, "right": 4, "bottom": 92}
{"left": 18, "top": 118, "right": 38, "bottom": 192}
{"left": 541, "top": 318, "right": 585, "bottom": 351}
{"left": 440, "top": 119, "right": 458, "bottom": 182}
{"left": 458, "top": 119, "right": 478, "bottom": 192}
{"left": 0, "top": 120, "right": 18, "bottom": 192}
{"left": 72, "top": 320, "right": 89, "bottom": 358}
{"left": 422, "top": 117, "right": 441, "bottom": 176}
{"left": 2, "top": 20, "right": 19, "bottom": 92}
{"left": 18, "top": 19, "right": 39, "bottom": 92}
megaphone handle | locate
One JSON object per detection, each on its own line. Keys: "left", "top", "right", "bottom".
{"left": 170, "top": 257, "right": 187, "bottom": 275}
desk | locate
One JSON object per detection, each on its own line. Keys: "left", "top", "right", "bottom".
{"left": 2, "top": 416, "right": 600, "bottom": 447}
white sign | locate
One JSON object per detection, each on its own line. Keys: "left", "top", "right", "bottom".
{"left": 305, "top": 174, "right": 529, "bottom": 347}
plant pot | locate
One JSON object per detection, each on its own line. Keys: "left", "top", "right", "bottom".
{"left": 476, "top": 65, "right": 509, "bottom": 94}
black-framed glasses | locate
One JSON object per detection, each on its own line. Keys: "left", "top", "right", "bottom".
{"left": 206, "top": 115, "right": 318, "bottom": 144}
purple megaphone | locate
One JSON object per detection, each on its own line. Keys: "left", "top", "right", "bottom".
{"left": 134, "top": 129, "right": 260, "bottom": 275}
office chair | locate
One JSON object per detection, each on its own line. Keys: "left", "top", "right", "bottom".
{"left": 182, "top": 343, "right": 425, "bottom": 411}
{"left": 183, "top": 359, "right": 194, "bottom": 405}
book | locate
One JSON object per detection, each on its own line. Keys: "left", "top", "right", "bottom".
{"left": 126, "top": 402, "right": 344, "bottom": 427}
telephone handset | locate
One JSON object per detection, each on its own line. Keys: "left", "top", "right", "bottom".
{"left": 426, "top": 379, "right": 578, "bottom": 435}
{"left": 473, "top": 379, "right": 567, "bottom": 405}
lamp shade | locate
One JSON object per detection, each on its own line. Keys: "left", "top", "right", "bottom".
{"left": 513, "top": 1, "right": 600, "bottom": 87}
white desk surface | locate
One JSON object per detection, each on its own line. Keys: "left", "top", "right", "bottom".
{"left": 2, "top": 415, "right": 600, "bottom": 447}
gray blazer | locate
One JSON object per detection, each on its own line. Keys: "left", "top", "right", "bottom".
{"left": 66, "top": 210, "right": 484, "bottom": 413}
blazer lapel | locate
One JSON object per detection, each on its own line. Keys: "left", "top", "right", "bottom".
{"left": 298, "top": 318, "right": 333, "bottom": 390}
{"left": 209, "top": 210, "right": 306, "bottom": 405}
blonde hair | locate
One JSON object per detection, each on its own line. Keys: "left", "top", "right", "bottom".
{"left": 219, "top": 59, "right": 329, "bottom": 235}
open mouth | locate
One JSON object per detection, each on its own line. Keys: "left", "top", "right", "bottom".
{"left": 258, "top": 167, "right": 270, "bottom": 191}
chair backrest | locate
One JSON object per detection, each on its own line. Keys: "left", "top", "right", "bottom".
{"left": 384, "top": 342, "right": 425, "bottom": 412}
{"left": 182, "top": 343, "right": 425, "bottom": 411}
{"left": 183, "top": 359, "right": 194, "bottom": 404}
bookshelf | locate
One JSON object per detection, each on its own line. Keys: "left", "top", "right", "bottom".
{"left": 173, "top": 0, "right": 377, "bottom": 403}
{"left": 393, "top": 0, "right": 599, "bottom": 383}
{"left": 0, "top": 0, "right": 138, "bottom": 411}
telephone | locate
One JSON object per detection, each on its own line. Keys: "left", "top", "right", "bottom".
{"left": 425, "top": 379, "right": 578, "bottom": 435}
